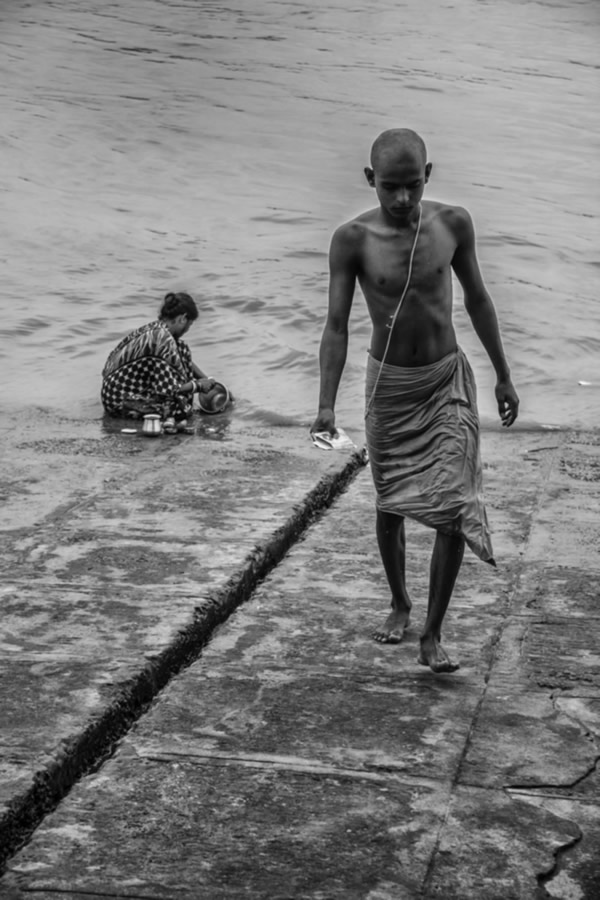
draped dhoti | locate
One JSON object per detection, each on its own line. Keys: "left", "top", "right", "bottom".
{"left": 365, "top": 348, "right": 494, "bottom": 564}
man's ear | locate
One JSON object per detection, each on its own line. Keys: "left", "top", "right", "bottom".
{"left": 425, "top": 162, "right": 433, "bottom": 183}
{"left": 364, "top": 166, "right": 375, "bottom": 187}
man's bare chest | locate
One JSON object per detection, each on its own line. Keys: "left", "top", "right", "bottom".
{"left": 359, "top": 226, "right": 455, "bottom": 297}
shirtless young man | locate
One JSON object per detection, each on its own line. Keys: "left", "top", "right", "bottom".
{"left": 311, "top": 128, "right": 519, "bottom": 673}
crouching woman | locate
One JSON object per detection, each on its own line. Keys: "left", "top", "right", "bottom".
{"left": 101, "top": 291, "right": 215, "bottom": 420}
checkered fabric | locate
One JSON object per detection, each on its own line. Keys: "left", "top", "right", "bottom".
{"left": 101, "top": 320, "right": 194, "bottom": 418}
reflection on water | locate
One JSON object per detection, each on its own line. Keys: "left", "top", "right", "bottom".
{"left": 1, "top": 0, "right": 599, "bottom": 435}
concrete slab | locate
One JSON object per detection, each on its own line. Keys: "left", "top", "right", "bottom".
{"left": 1, "top": 435, "right": 356, "bottom": 587}
{"left": 458, "top": 685, "right": 599, "bottom": 789}
{"left": 1, "top": 424, "right": 599, "bottom": 897}
{"left": 0, "top": 584, "right": 201, "bottom": 663}
{"left": 507, "top": 792, "right": 600, "bottom": 900}
{"left": 510, "top": 564, "right": 600, "bottom": 619}
{"left": 206, "top": 602, "right": 505, "bottom": 683}
{"left": 520, "top": 438, "right": 600, "bottom": 570}
{"left": 205, "top": 502, "right": 506, "bottom": 680}
{"left": 489, "top": 617, "right": 600, "bottom": 693}
{"left": 555, "top": 434, "right": 600, "bottom": 485}
{"left": 524, "top": 514, "right": 600, "bottom": 571}
{"left": 124, "top": 667, "right": 484, "bottom": 780}
{"left": 425, "top": 785, "right": 582, "bottom": 900}
{"left": 0, "top": 582, "right": 208, "bottom": 810}
{"left": 2, "top": 754, "right": 446, "bottom": 900}
{"left": 0, "top": 412, "right": 366, "bottom": 856}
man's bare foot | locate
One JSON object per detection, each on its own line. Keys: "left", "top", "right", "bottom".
{"left": 418, "top": 635, "right": 460, "bottom": 673}
{"left": 373, "top": 608, "right": 411, "bottom": 644}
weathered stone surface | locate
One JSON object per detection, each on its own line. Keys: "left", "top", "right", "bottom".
{"left": 206, "top": 559, "right": 505, "bottom": 679}
{"left": 127, "top": 667, "right": 483, "bottom": 780}
{"left": 490, "top": 616, "right": 600, "bottom": 693}
{"left": 508, "top": 792, "right": 600, "bottom": 899}
{"left": 521, "top": 446, "right": 600, "bottom": 569}
{"left": 459, "top": 686, "right": 599, "bottom": 789}
{"left": 512, "top": 564, "right": 600, "bottom": 619}
{"left": 3, "top": 755, "right": 445, "bottom": 900}
{"left": 425, "top": 785, "right": 582, "bottom": 900}
{"left": 1, "top": 426, "right": 599, "bottom": 897}
{"left": 0, "top": 417, "right": 362, "bottom": 831}
{"left": 0, "top": 584, "right": 201, "bottom": 662}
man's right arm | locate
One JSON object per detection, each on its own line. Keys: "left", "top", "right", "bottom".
{"left": 311, "top": 225, "right": 359, "bottom": 435}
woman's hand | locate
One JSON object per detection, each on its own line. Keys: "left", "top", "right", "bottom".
{"left": 196, "top": 377, "right": 216, "bottom": 393}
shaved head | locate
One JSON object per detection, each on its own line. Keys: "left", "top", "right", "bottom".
{"left": 370, "top": 129, "right": 427, "bottom": 170}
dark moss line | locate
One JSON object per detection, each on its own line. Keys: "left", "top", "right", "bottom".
{"left": 0, "top": 449, "right": 367, "bottom": 870}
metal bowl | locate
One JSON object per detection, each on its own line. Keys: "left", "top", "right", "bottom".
{"left": 198, "top": 382, "right": 231, "bottom": 415}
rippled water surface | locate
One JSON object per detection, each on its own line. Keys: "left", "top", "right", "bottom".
{"left": 2, "top": 0, "right": 599, "bottom": 435}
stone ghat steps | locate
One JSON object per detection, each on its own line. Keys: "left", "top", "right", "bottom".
{"left": 1, "top": 421, "right": 599, "bottom": 898}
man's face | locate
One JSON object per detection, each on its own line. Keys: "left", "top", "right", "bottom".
{"left": 365, "top": 151, "right": 431, "bottom": 221}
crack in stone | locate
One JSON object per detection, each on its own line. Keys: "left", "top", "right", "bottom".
{"left": 551, "top": 690, "right": 600, "bottom": 734}
{"left": 505, "top": 743, "right": 598, "bottom": 892}
{"left": 502, "top": 788, "right": 587, "bottom": 899}
{"left": 504, "top": 688, "right": 599, "bottom": 896}
{"left": 506, "top": 752, "right": 599, "bottom": 796}
{"left": 17, "top": 889, "right": 175, "bottom": 899}
{"left": 139, "top": 747, "right": 440, "bottom": 786}
{"left": 423, "top": 444, "right": 567, "bottom": 895}
{"left": 508, "top": 758, "right": 600, "bottom": 798}
{"left": 536, "top": 828, "right": 583, "bottom": 896}
{"left": 0, "top": 451, "right": 367, "bottom": 871}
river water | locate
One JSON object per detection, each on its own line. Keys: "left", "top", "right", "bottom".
{"left": 1, "top": 0, "right": 599, "bottom": 438}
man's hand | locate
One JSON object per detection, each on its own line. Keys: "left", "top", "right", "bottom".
{"left": 310, "top": 408, "right": 337, "bottom": 437}
{"left": 495, "top": 378, "right": 519, "bottom": 427}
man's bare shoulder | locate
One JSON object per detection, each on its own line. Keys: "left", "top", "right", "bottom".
{"left": 332, "top": 207, "right": 381, "bottom": 245}
{"left": 425, "top": 200, "right": 473, "bottom": 237}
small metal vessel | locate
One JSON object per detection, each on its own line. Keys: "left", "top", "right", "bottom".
{"left": 198, "top": 382, "right": 231, "bottom": 415}
{"left": 142, "top": 414, "right": 162, "bottom": 436}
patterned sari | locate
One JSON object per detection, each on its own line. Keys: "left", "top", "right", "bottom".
{"left": 101, "top": 320, "right": 194, "bottom": 419}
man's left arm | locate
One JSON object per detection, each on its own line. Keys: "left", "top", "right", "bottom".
{"left": 451, "top": 207, "right": 519, "bottom": 427}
